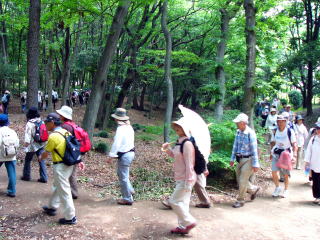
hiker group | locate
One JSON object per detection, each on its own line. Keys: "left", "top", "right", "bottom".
{"left": 1, "top": 94, "right": 320, "bottom": 235}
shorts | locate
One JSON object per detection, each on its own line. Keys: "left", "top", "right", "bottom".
{"left": 271, "top": 154, "right": 291, "bottom": 176}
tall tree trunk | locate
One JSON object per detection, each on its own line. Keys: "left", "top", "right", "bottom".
{"left": 161, "top": 0, "right": 173, "bottom": 142}
{"left": 26, "top": 0, "right": 41, "bottom": 109}
{"left": 82, "top": 0, "right": 131, "bottom": 138}
{"left": 61, "top": 27, "right": 71, "bottom": 106}
{"left": 306, "top": 61, "right": 313, "bottom": 116}
{"left": 0, "top": 0, "right": 8, "bottom": 91}
{"left": 242, "top": 0, "right": 257, "bottom": 127}
{"left": 214, "top": 9, "right": 229, "bottom": 121}
{"left": 46, "top": 31, "right": 54, "bottom": 112}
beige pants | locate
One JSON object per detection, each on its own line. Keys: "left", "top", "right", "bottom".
{"left": 169, "top": 180, "right": 196, "bottom": 228}
{"left": 69, "top": 166, "right": 78, "bottom": 198}
{"left": 194, "top": 174, "right": 211, "bottom": 205}
{"left": 49, "top": 163, "right": 75, "bottom": 220}
{"left": 296, "top": 147, "right": 304, "bottom": 169}
{"left": 236, "top": 158, "right": 258, "bottom": 202}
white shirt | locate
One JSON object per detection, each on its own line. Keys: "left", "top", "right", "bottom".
{"left": 24, "top": 118, "right": 46, "bottom": 152}
{"left": 305, "top": 135, "right": 320, "bottom": 173}
{"left": 271, "top": 127, "right": 296, "bottom": 150}
{"left": 109, "top": 123, "right": 135, "bottom": 158}
{"left": 265, "top": 114, "right": 277, "bottom": 130}
{"left": 293, "top": 123, "right": 308, "bottom": 147}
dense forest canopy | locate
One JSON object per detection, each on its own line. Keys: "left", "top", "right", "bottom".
{"left": 0, "top": 0, "right": 320, "bottom": 133}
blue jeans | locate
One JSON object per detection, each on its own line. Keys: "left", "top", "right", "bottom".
{"left": 22, "top": 148, "right": 47, "bottom": 181}
{"left": 0, "top": 160, "right": 16, "bottom": 194}
{"left": 117, "top": 152, "right": 135, "bottom": 202}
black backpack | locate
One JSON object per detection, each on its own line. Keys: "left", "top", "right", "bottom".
{"left": 179, "top": 137, "right": 207, "bottom": 175}
{"left": 54, "top": 131, "right": 81, "bottom": 166}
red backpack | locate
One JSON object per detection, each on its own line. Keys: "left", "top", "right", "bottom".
{"left": 64, "top": 121, "right": 91, "bottom": 153}
{"left": 33, "top": 121, "right": 49, "bottom": 143}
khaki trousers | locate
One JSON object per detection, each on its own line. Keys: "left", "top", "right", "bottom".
{"left": 69, "top": 166, "right": 78, "bottom": 198}
{"left": 194, "top": 174, "right": 211, "bottom": 205}
{"left": 49, "top": 163, "right": 75, "bottom": 220}
{"left": 296, "top": 147, "right": 304, "bottom": 169}
{"left": 236, "top": 158, "right": 257, "bottom": 202}
{"left": 169, "top": 180, "right": 196, "bottom": 228}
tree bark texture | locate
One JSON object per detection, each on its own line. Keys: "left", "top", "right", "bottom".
{"left": 82, "top": 0, "right": 131, "bottom": 138}
{"left": 161, "top": 0, "right": 173, "bottom": 142}
{"left": 242, "top": 0, "right": 256, "bottom": 127}
{"left": 61, "top": 27, "right": 71, "bottom": 106}
{"left": 26, "top": 0, "right": 41, "bottom": 109}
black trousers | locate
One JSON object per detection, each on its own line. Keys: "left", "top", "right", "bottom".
{"left": 312, "top": 170, "right": 320, "bottom": 199}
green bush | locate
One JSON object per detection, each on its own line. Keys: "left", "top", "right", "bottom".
{"left": 132, "top": 123, "right": 146, "bottom": 131}
{"left": 93, "top": 130, "right": 109, "bottom": 138}
{"left": 136, "top": 134, "right": 155, "bottom": 142}
{"left": 288, "top": 90, "right": 302, "bottom": 109}
{"left": 280, "top": 98, "right": 288, "bottom": 106}
{"left": 144, "top": 125, "right": 163, "bottom": 135}
{"left": 94, "top": 141, "right": 109, "bottom": 154}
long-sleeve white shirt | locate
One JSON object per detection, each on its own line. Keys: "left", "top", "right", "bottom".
{"left": 109, "top": 123, "right": 135, "bottom": 158}
{"left": 24, "top": 118, "right": 46, "bottom": 152}
{"left": 293, "top": 123, "right": 308, "bottom": 147}
{"left": 305, "top": 135, "right": 320, "bottom": 173}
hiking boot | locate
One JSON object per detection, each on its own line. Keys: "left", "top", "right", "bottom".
{"left": 250, "top": 187, "right": 261, "bottom": 201}
{"left": 117, "top": 199, "right": 133, "bottom": 205}
{"left": 272, "top": 187, "right": 282, "bottom": 197}
{"left": 195, "top": 203, "right": 211, "bottom": 208}
{"left": 232, "top": 201, "right": 244, "bottom": 208}
{"left": 6, "top": 193, "right": 16, "bottom": 198}
{"left": 42, "top": 206, "right": 57, "bottom": 216}
{"left": 59, "top": 216, "right": 77, "bottom": 225}
{"left": 20, "top": 176, "right": 30, "bottom": 181}
{"left": 171, "top": 223, "right": 196, "bottom": 235}
{"left": 37, "top": 179, "right": 47, "bottom": 183}
{"left": 161, "top": 199, "right": 172, "bottom": 209}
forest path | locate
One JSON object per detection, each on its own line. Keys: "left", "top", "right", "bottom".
{"left": 1, "top": 165, "right": 319, "bottom": 240}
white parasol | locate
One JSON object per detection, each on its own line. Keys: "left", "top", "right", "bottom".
{"left": 178, "top": 105, "right": 211, "bottom": 162}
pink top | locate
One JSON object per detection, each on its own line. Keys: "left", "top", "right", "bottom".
{"left": 166, "top": 137, "right": 196, "bottom": 184}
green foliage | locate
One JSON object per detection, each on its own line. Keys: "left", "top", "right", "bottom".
{"left": 288, "top": 90, "right": 302, "bottom": 109}
{"left": 136, "top": 134, "right": 155, "bottom": 142}
{"left": 280, "top": 98, "right": 287, "bottom": 106}
{"left": 131, "top": 168, "right": 174, "bottom": 200}
{"left": 143, "top": 125, "right": 163, "bottom": 135}
{"left": 132, "top": 123, "right": 146, "bottom": 131}
{"left": 93, "top": 141, "right": 109, "bottom": 154}
{"left": 93, "top": 130, "right": 109, "bottom": 138}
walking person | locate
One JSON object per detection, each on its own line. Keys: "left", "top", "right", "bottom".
{"left": 293, "top": 115, "right": 308, "bottom": 170}
{"left": 20, "top": 92, "right": 27, "bottom": 113}
{"left": 265, "top": 108, "right": 278, "bottom": 144}
{"left": 107, "top": 108, "right": 135, "bottom": 205}
{"left": 270, "top": 115, "right": 297, "bottom": 198}
{"left": 1, "top": 90, "right": 11, "bottom": 114}
{"left": 40, "top": 113, "right": 84, "bottom": 225}
{"left": 305, "top": 122, "right": 320, "bottom": 204}
{"left": 21, "top": 107, "right": 48, "bottom": 183}
{"left": 0, "top": 114, "right": 19, "bottom": 197}
{"left": 230, "top": 113, "right": 260, "bottom": 208}
{"left": 162, "top": 117, "right": 197, "bottom": 235}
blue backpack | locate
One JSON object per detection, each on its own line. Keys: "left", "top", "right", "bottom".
{"left": 54, "top": 131, "right": 81, "bottom": 166}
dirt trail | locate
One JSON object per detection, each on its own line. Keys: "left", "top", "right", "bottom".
{"left": 1, "top": 164, "right": 319, "bottom": 240}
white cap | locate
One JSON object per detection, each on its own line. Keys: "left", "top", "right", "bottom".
{"left": 56, "top": 105, "right": 73, "bottom": 120}
{"left": 172, "top": 117, "right": 191, "bottom": 138}
{"left": 281, "top": 112, "right": 290, "bottom": 119}
{"left": 270, "top": 108, "right": 277, "bottom": 112}
{"left": 233, "top": 113, "right": 249, "bottom": 123}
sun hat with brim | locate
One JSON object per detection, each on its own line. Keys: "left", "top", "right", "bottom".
{"left": 286, "top": 104, "right": 291, "bottom": 108}
{"left": 277, "top": 115, "right": 287, "bottom": 121}
{"left": 0, "top": 114, "right": 9, "bottom": 126}
{"left": 56, "top": 105, "right": 73, "bottom": 120}
{"left": 111, "top": 108, "right": 129, "bottom": 121}
{"left": 270, "top": 108, "right": 277, "bottom": 112}
{"left": 4, "top": 90, "right": 10, "bottom": 94}
{"left": 44, "top": 113, "right": 61, "bottom": 123}
{"left": 172, "top": 117, "right": 191, "bottom": 138}
{"left": 296, "top": 115, "right": 304, "bottom": 121}
{"left": 233, "top": 113, "right": 249, "bottom": 123}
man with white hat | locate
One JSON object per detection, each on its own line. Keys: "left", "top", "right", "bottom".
{"left": 230, "top": 113, "right": 260, "bottom": 208}
{"left": 56, "top": 105, "right": 84, "bottom": 199}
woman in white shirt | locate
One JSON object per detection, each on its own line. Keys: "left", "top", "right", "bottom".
{"left": 265, "top": 108, "right": 278, "bottom": 144}
{"left": 305, "top": 123, "right": 320, "bottom": 205}
{"left": 107, "top": 108, "right": 135, "bottom": 205}
{"left": 293, "top": 115, "right": 308, "bottom": 170}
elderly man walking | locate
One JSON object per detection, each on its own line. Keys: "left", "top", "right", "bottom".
{"left": 230, "top": 113, "right": 260, "bottom": 208}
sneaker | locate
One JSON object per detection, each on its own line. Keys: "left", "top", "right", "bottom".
{"left": 20, "top": 176, "right": 30, "bottom": 181}
{"left": 59, "top": 216, "right": 77, "bottom": 225}
{"left": 272, "top": 187, "right": 282, "bottom": 197}
{"left": 280, "top": 190, "right": 288, "bottom": 198}
{"left": 171, "top": 223, "right": 196, "bottom": 235}
{"left": 195, "top": 203, "right": 211, "bottom": 208}
{"left": 42, "top": 206, "right": 57, "bottom": 216}
{"left": 161, "top": 199, "right": 172, "bottom": 209}
{"left": 313, "top": 198, "right": 320, "bottom": 204}
{"left": 232, "top": 201, "right": 244, "bottom": 208}
{"left": 37, "top": 179, "right": 47, "bottom": 183}
{"left": 6, "top": 193, "right": 16, "bottom": 198}
{"left": 117, "top": 199, "right": 133, "bottom": 205}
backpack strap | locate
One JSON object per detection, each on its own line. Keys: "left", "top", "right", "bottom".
{"left": 287, "top": 128, "right": 292, "bottom": 147}
{"left": 178, "top": 138, "right": 190, "bottom": 154}
{"left": 53, "top": 131, "right": 67, "bottom": 160}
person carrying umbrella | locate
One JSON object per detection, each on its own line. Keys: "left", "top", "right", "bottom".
{"left": 230, "top": 113, "right": 260, "bottom": 208}
{"left": 162, "top": 117, "right": 197, "bottom": 235}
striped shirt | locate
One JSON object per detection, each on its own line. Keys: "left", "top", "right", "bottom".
{"left": 231, "top": 126, "right": 260, "bottom": 168}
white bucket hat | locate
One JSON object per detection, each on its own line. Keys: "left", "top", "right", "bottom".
{"left": 172, "top": 117, "right": 191, "bottom": 138}
{"left": 233, "top": 113, "right": 249, "bottom": 123}
{"left": 111, "top": 108, "right": 129, "bottom": 121}
{"left": 56, "top": 105, "right": 73, "bottom": 120}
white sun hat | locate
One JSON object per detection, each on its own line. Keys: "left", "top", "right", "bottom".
{"left": 233, "top": 113, "right": 249, "bottom": 123}
{"left": 56, "top": 105, "right": 73, "bottom": 120}
{"left": 172, "top": 117, "right": 191, "bottom": 138}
